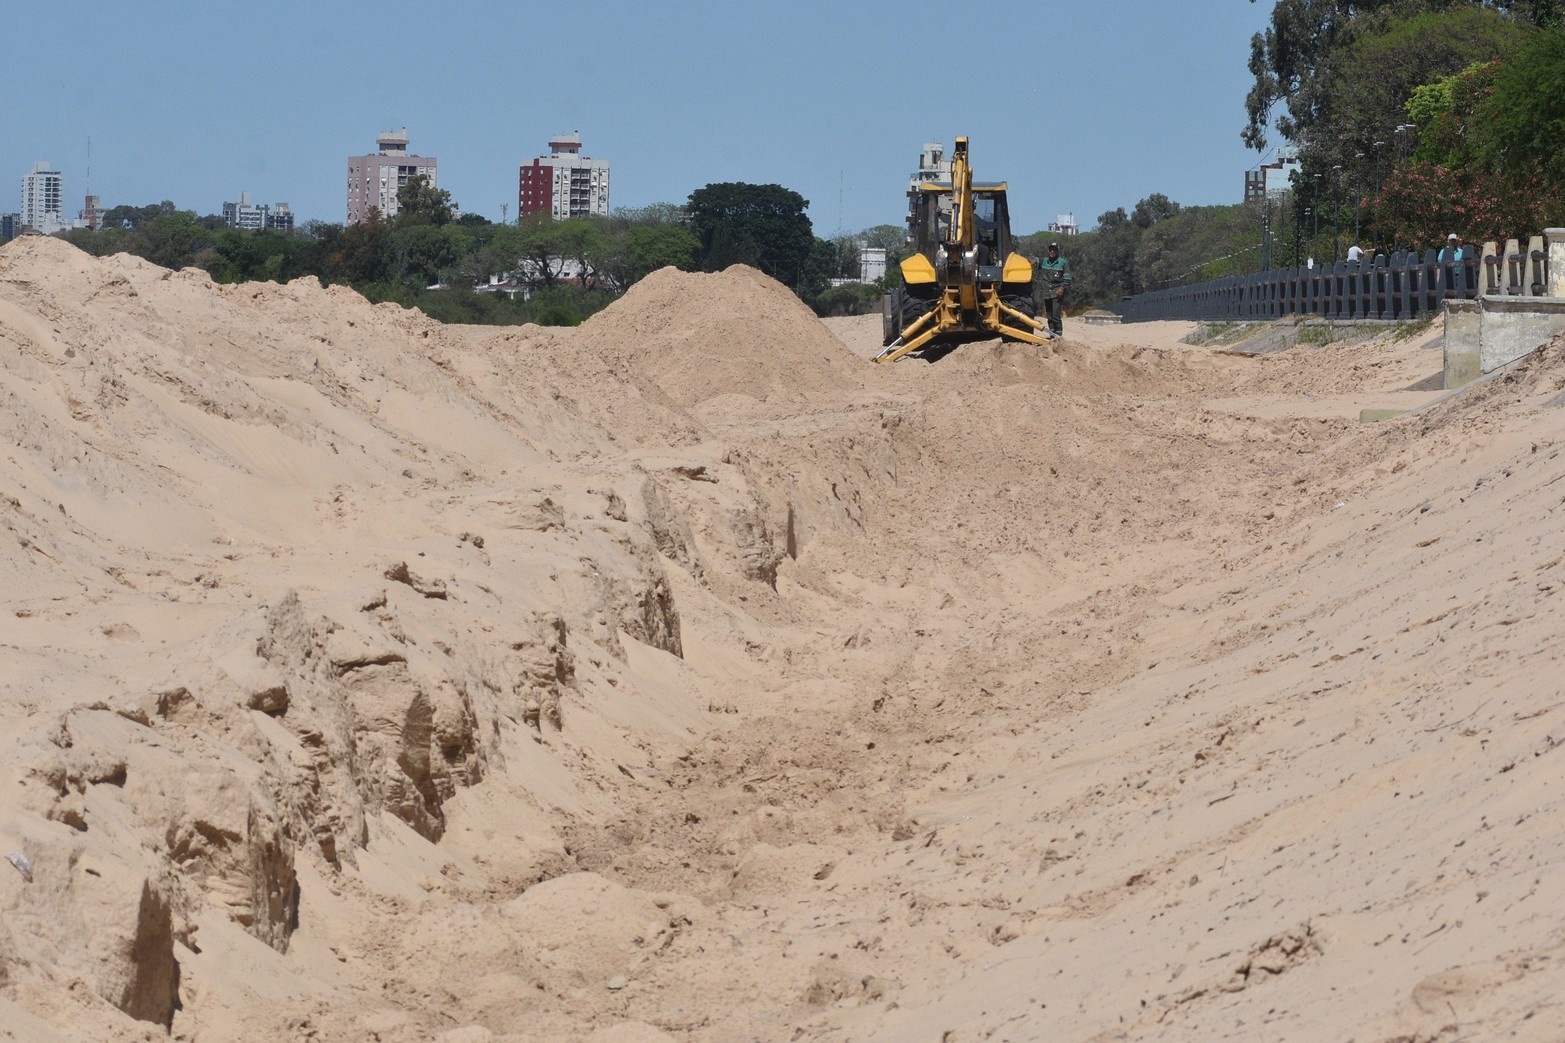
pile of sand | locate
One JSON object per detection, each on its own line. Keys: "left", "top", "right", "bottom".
{"left": 577, "top": 265, "right": 867, "bottom": 414}
{"left": 5, "top": 234, "right": 1565, "bottom": 1041}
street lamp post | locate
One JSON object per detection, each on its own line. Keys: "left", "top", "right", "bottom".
{"left": 1374, "top": 140, "right": 1386, "bottom": 198}
{"left": 1262, "top": 202, "right": 1271, "bottom": 271}
{"left": 1331, "top": 164, "right": 1342, "bottom": 260}
{"left": 1304, "top": 207, "right": 1314, "bottom": 266}
{"left": 1294, "top": 195, "right": 1302, "bottom": 268}
{"left": 1395, "top": 123, "right": 1417, "bottom": 165}
{"left": 1311, "top": 174, "right": 1321, "bottom": 264}
{"left": 1354, "top": 152, "right": 1365, "bottom": 242}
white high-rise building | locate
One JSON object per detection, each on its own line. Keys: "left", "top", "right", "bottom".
{"left": 21, "top": 162, "right": 63, "bottom": 232}
{"left": 518, "top": 133, "right": 610, "bottom": 221}
{"left": 224, "top": 192, "right": 269, "bottom": 230}
{"left": 911, "top": 143, "right": 951, "bottom": 188}
{"left": 346, "top": 129, "right": 438, "bottom": 225}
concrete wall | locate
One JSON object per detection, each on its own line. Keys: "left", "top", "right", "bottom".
{"left": 1443, "top": 300, "right": 1481, "bottom": 389}
{"left": 1444, "top": 294, "right": 1565, "bottom": 389}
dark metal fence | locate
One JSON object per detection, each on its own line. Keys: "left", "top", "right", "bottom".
{"left": 1116, "top": 236, "right": 1552, "bottom": 323}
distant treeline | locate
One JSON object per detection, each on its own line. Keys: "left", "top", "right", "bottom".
{"left": 50, "top": 179, "right": 889, "bottom": 326}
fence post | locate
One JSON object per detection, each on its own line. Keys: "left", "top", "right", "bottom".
{"left": 1408, "top": 250, "right": 1421, "bottom": 316}
{"left": 1482, "top": 241, "right": 1501, "bottom": 295}
{"left": 1504, "top": 238, "right": 1522, "bottom": 295}
{"left": 1548, "top": 229, "right": 1565, "bottom": 297}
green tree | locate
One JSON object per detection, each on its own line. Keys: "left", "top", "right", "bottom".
{"left": 858, "top": 223, "right": 910, "bottom": 271}
{"left": 622, "top": 222, "right": 699, "bottom": 283}
{"left": 130, "top": 210, "right": 213, "bottom": 269}
{"left": 99, "top": 200, "right": 176, "bottom": 230}
{"left": 797, "top": 236, "right": 838, "bottom": 310}
{"left": 1242, "top": 0, "right": 1535, "bottom": 153}
{"left": 612, "top": 202, "right": 688, "bottom": 225}
{"left": 1407, "top": 59, "right": 1503, "bottom": 169}
{"left": 328, "top": 211, "right": 393, "bottom": 284}
{"left": 1314, "top": 7, "right": 1523, "bottom": 178}
{"left": 1474, "top": 27, "right": 1565, "bottom": 194}
{"left": 1064, "top": 207, "right": 1139, "bottom": 306}
{"left": 685, "top": 182, "right": 815, "bottom": 287}
{"left": 553, "top": 217, "right": 610, "bottom": 287}
{"left": 511, "top": 214, "right": 573, "bottom": 289}
{"left": 389, "top": 223, "right": 462, "bottom": 286}
{"left": 1132, "top": 193, "right": 1181, "bottom": 229}
{"left": 395, "top": 175, "right": 455, "bottom": 227}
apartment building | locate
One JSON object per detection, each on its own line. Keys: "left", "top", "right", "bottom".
{"left": 21, "top": 161, "right": 64, "bottom": 232}
{"left": 347, "top": 129, "right": 438, "bottom": 225}
{"left": 223, "top": 193, "right": 294, "bottom": 231}
{"left": 518, "top": 133, "right": 610, "bottom": 221}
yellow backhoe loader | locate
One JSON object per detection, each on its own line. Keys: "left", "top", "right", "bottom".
{"left": 875, "top": 137, "right": 1053, "bottom": 363}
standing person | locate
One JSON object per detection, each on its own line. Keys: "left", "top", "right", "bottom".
{"left": 1038, "top": 241, "right": 1071, "bottom": 337}
{"left": 1347, "top": 242, "right": 1363, "bottom": 263}
{"left": 1439, "top": 233, "right": 1464, "bottom": 263}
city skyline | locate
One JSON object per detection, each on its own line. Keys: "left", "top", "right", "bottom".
{"left": 3, "top": 2, "right": 1278, "bottom": 236}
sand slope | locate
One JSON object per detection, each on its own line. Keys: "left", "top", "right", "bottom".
{"left": 2, "top": 235, "right": 1563, "bottom": 1041}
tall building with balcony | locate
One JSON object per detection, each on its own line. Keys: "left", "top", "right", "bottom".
{"left": 518, "top": 133, "right": 609, "bottom": 221}
{"left": 347, "top": 129, "right": 438, "bottom": 225}
{"left": 21, "top": 162, "right": 64, "bottom": 232}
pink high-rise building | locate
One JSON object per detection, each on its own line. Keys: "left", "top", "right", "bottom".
{"left": 347, "top": 129, "right": 437, "bottom": 225}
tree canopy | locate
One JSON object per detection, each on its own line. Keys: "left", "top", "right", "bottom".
{"left": 1245, "top": 0, "right": 1557, "bottom": 153}
{"left": 395, "top": 175, "right": 456, "bottom": 227}
{"left": 685, "top": 183, "right": 815, "bottom": 287}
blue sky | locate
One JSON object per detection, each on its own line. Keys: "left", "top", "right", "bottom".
{"left": 3, "top": 1, "right": 1279, "bottom": 235}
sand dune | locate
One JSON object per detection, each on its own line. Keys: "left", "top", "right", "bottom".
{"left": 2, "top": 234, "right": 1563, "bottom": 1041}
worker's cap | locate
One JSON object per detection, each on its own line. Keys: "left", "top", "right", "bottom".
{"left": 1047, "top": 241, "right": 1059, "bottom": 249}
{"left": 1447, "top": 233, "right": 1459, "bottom": 241}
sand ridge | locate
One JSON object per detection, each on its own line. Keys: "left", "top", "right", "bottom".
{"left": 3, "top": 233, "right": 1564, "bottom": 1041}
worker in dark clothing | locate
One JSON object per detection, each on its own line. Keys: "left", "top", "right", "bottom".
{"left": 1038, "top": 241, "right": 1071, "bottom": 337}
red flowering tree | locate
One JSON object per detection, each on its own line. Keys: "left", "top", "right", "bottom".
{"left": 1370, "top": 163, "right": 1554, "bottom": 251}
{"left": 1366, "top": 28, "right": 1565, "bottom": 252}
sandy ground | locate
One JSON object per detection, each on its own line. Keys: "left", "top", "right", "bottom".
{"left": 3, "top": 236, "right": 1565, "bottom": 1042}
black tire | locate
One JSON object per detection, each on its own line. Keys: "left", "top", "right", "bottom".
{"left": 1002, "top": 292, "right": 1037, "bottom": 320}
{"left": 881, "top": 290, "right": 902, "bottom": 346}
{"left": 885, "top": 287, "right": 936, "bottom": 345}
